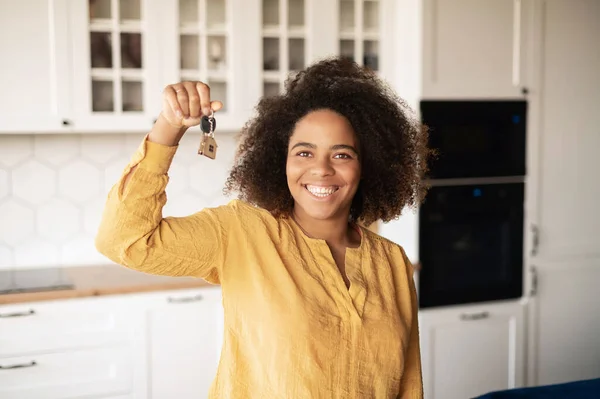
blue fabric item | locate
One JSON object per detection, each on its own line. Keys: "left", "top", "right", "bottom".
{"left": 473, "top": 378, "right": 600, "bottom": 399}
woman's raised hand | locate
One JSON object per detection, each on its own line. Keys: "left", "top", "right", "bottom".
{"left": 150, "top": 81, "right": 223, "bottom": 146}
{"left": 161, "top": 81, "right": 223, "bottom": 128}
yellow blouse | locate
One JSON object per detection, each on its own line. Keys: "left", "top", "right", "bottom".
{"left": 95, "top": 136, "right": 424, "bottom": 399}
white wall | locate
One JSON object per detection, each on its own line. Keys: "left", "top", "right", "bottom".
{"left": 0, "top": 131, "right": 239, "bottom": 270}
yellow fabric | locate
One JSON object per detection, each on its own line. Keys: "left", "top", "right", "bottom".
{"left": 96, "top": 136, "right": 424, "bottom": 399}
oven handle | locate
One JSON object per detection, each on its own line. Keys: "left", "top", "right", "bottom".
{"left": 460, "top": 311, "right": 490, "bottom": 321}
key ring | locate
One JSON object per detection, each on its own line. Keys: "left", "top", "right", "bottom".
{"left": 200, "top": 109, "right": 216, "bottom": 137}
{"left": 207, "top": 110, "right": 215, "bottom": 137}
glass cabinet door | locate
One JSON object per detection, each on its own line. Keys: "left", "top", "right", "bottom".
{"left": 177, "top": 0, "right": 229, "bottom": 111}
{"left": 261, "top": 0, "right": 308, "bottom": 97}
{"left": 69, "top": 0, "right": 162, "bottom": 132}
{"left": 62, "top": 0, "right": 391, "bottom": 134}
{"left": 338, "top": 0, "right": 381, "bottom": 72}
{"left": 161, "top": 0, "right": 255, "bottom": 132}
{"left": 178, "top": 0, "right": 230, "bottom": 113}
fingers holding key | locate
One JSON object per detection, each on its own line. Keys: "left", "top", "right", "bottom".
{"left": 163, "top": 85, "right": 184, "bottom": 121}
{"left": 175, "top": 84, "right": 190, "bottom": 118}
{"left": 161, "top": 81, "right": 223, "bottom": 129}
{"left": 183, "top": 81, "right": 201, "bottom": 118}
{"left": 196, "top": 82, "right": 223, "bottom": 116}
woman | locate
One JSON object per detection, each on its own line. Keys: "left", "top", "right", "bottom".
{"left": 96, "top": 57, "right": 431, "bottom": 398}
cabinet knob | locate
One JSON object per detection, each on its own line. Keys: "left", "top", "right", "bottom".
{"left": 521, "top": 87, "right": 529, "bottom": 95}
{"left": 62, "top": 119, "right": 71, "bottom": 126}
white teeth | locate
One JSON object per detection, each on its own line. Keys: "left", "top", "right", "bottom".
{"left": 305, "top": 185, "right": 338, "bottom": 197}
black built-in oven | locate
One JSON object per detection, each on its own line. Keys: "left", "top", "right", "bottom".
{"left": 417, "top": 100, "right": 527, "bottom": 308}
{"left": 420, "top": 100, "right": 527, "bottom": 180}
{"left": 418, "top": 183, "right": 524, "bottom": 308}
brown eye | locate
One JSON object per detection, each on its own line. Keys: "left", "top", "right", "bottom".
{"left": 334, "top": 153, "right": 352, "bottom": 159}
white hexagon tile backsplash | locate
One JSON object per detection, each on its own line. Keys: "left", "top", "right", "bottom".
{"left": 0, "top": 131, "right": 239, "bottom": 270}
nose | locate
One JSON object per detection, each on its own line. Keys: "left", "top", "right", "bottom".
{"left": 310, "top": 157, "right": 335, "bottom": 177}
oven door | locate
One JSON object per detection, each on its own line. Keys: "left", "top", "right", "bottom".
{"left": 418, "top": 183, "right": 524, "bottom": 308}
{"left": 420, "top": 100, "right": 527, "bottom": 180}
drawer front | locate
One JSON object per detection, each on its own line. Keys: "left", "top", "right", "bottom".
{"left": 0, "top": 346, "right": 132, "bottom": 399}
{"left": 0, "top": 297, "right": 138, "bottom": 357}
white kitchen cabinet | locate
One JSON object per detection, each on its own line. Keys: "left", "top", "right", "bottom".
{"left": 258, "top": 0, "right": 395, "bottom": 103}
{"left": 0, "top": 0, "right": 71, "bottom": 133}
{"left": 0, "top": 0, "right": 397, "bottom": 134}
{"left": 527, "top": 259, "right": 600, "bottom": 387}
{"left": 0, "top": 286, "right": 224, "bottom": 399}
{"left": 147, "top": 287, "right": 224, "bottom": 399}
{"left": 524, "top": 0, "right": 600, "bottom": 387}
{"left": 67, "top": 0, "right": 164, "bottom": 133}
{"left": 0, "top": 294, "right": 147, "bottom": 399}
{"left": 0, "top": 347, "right": 134, "bottom": 399}
{"left": 421, "top": 0, "right": 532, "bottom": 99}
{"left": 526, "top": 0, "right": 600, "bottom": 262}
{"left": 0, "top": 296, "right": 136, "bottom": 358}
{"left": 158, "top": 0, "right": 262, "bottom": 131}
{"left": 419, "top": 300, "right": 526, "bottom": 399}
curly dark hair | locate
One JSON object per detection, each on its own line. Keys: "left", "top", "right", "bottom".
{"left": 224, "top": 56, "right": 433, "bottom": 226}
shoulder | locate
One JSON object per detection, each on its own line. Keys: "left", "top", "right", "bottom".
{"left": 361, "top": 227, "right": 415, "bottom": 275}
{"left": 361, "top": 226, "right": 404, "bottom": 252}
{"left": 223, "top": 199, "right": 274, "bottom": 219}
{"left": 209, "top": 199, "right": 279, "bottom": 229}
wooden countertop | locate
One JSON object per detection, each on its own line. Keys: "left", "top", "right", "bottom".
{"left": 0, "top": 265, "right": 213, "bottom": 305}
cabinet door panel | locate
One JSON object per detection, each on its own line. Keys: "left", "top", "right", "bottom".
{"left": 0, "top": 346, "right": 133, "bottom": 399}
{"left": 420, "top": 301, "right": 525, "bottom": 399}
{"left": 148, "top": 289, "right": 223, "bottom": 399}
{"left": 528, "top": 259, "right": 600, "bottom": 386}
{"left": 532, "top": 0, "right": 600, "bottom": 260}
{"left": 0, "top": 0, "right": 70, "bottom": 133}
{"left": 68, "top": 0, "right": 162, "bottom": 132}
{"left": 422, "top": 0, "right": 528, "bottom": 99}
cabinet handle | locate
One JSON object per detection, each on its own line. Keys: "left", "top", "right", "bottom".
{"left": 167, "top": 294, "right": 203, "bottom": 304}
{"left": 460, "top": 311, "right": 490, "bottom": 321}
{"left": 0, "top": 361, "right": 37, "bottom": 370}
{"left": 530, "top": 265, "right": 538, "bottom": 296}
{"left": 531, "top": 224, "right": 540, "bottom": 256}
{"left": 512, "top": 0, "right": 522, "bottom": 87}
{"left": 0, "top": 309, "right": 36, "bottom": 318}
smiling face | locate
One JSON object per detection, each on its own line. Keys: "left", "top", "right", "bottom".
{"left": 286, "top": 109, "right": 361, "bottom": 222}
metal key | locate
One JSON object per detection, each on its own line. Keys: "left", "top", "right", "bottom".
{"left": 198, "top": 111, "right": 217, "bottom": 160}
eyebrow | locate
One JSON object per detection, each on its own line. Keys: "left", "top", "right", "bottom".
{"left": 290, "top": 142, "right": 359, "bottom": 155}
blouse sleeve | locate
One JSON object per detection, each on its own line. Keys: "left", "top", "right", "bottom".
{"left": 398, "top": 250, "right": 424, "bottom": 399}
{"left": 95, "top": 135, "right": 232, "bottom": 284}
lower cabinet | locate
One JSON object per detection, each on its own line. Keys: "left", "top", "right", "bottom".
{"left": 0, "top": 286, "right": 529, "bottom": 399}
{"left": 147, "top": 287, "right": 224, "bottom": 399}
{"left": 0, "top": 286, "right": 224, "bottom": 399}
{"left": 0, "top": 346, "right": 134, "bottom": 399}
{"left": 419, "top": 300, "right": 526, "bottom": 399}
